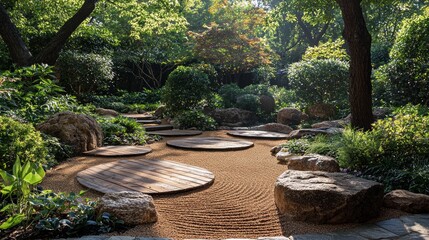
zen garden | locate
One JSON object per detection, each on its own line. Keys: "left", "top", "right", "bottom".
{"left": 1, "top": 0, "right": 429, "bottom": 239}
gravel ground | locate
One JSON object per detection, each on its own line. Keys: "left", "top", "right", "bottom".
{"left": 41, "top": 130, "right": 405, "bottom": 239}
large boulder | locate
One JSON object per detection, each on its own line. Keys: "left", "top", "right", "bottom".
{"left": 98, "top": 191, "right": 158, "bottom": 225}
{"left": 384, "top": 190, "right": 429, "bottom": 213}
{"left": 306, "top": 103, "right": 336, "bottom": 120}
{"left": 95, "top": 108, "right": 119, "bottom": 117}
{"left": 281, "top": 154, "right": 340, "bottom": 172}
{"left": 209, "top": 108, "right": 256, "bottom": 127}
{"left": 259, "top": 95, "right": 276, "bottom": 113}
{"left": 251, "top": 123, "right": 293, "bottom": 134}
{"left": 37, "top": 111, "right": 103, "bottom": 154}
{"left": 277, "top": 108, "right": 308, "bottom": 125}
{"left": 154, "top": 105, "right": 166, "bottom": 118}
{"left": 286, "top": 128, "right": 343, "bottom": 139}
{"left": 311, "top": 120, "right": 346, "bottom": 129}
{"left": 274, "top": 170, "right": 384, "bottom": 224}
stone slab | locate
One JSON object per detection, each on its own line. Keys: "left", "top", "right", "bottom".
{"left": 144, "top": 125, "right": 174, "bottom": 131}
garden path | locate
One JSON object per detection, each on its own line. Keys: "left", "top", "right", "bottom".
{"left": 42, "top": 130, "right": 408, "bottom": 239}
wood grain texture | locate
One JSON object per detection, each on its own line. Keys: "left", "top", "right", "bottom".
{"left": 83, "top": 146, "right": 152, "bottom": 157}
{"left": 147, "top": 129, "right": 202, "bottom": 136}
{"left": 76, "top": 159, "right": 214, "bottom": 194}
{"left": 227, "top": 130, "right": 289, "bottom": 139}
{"left": 144, "top": 124, "right": 174, "bottom": 131}
{"left": 167, "top": 137, "right": 254, "bottom": 150}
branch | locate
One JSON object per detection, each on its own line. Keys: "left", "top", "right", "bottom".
{"left": 0, "top": 4, "right": 33, "bottom": 66}
{"left": 33, "top": 0, "right": 98, "bottom": 65}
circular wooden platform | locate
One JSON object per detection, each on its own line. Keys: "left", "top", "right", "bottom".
{"left": 227, "top": 130, "right": 289, "bottom": 139}
{"left": 136, "top": 119, "right": 161, "bottom": 124}
{"left": 144, "top": 124, "right": 174, "bottom": 131}
{"left": 83, "top": 146, "right": 152, "bottom": 157}
{"left": 122, "top": 113, "right": 155, "bottom": 120}
{"left": 167, "top": 137, "right": 254, "bottom": 150}
{"left": 76, "top": 159, "right": 214, "bottom": 194}
{"left": 147, "top": 129, "right": 202, "bottom": 136}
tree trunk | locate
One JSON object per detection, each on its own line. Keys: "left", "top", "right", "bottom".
{"left": 33, "top": 0, "right": 98, "bottom": 65}
{"left": 336, "top": 0, "right": 374, "bottom": 131}
{"left": 0, "top": 4, "right": 33, "bottom": 66}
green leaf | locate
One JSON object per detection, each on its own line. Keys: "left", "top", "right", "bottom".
{"left": 1, "top": 185, "right": 13, "bottom": 195}
{"left": 21, "top": 161, "right": 32, "bottom": 178}
{"left": 36, "top": 165, "right": 45, "bottom": 179}
{"left": 0, "top": 170, "right": 15, "bottom": 185}
{"left": 23, "top": 170, "right": 43, "bottom": 185}
{"left": 12, "top": 157, "right": 22, "bottom": 177}
{"left": 0, "top": 203, "right": 16, "bottom": 213}
{"left": 0, "top": 214, "right": 26, "bottom": 230}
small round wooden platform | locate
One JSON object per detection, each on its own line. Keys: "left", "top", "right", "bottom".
{"left": 136, "top": 119, "right": 161, "bottom": 124}
{"left": 76, "top": 159, "right": 214, "bottom": 194}
{"left": 147, "top": 129, "right": 202, "bottom": 136}
{"left": 83, "top": 146, "right": 152, "bottom": 157}
{"left": 227, "top": 130, "right": 289, "bottom": 139}
{"left": 122, "top": 113, "right": 155, "bottom": 120}
{"left": 167, "top": 137, "right": 254, "bottom": 150}
{"left": 144, "top": 124, "right": 174, "bottom": 131}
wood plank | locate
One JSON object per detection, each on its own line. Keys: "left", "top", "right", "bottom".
{"left": 227, "top": 130, "right": 289, "bottom": 139}
{"left": 83, "top": 146, "right": 152, "bottom": 157}
{"left": 147, "top": 129, "right": 202, "bottom": 136}
{"left": 143, "top": 125, "right": 174, "bottom": 131}
{"left": 76, "top": 159, "right": 214, "bottom": 194}
{"left": 166, "top": 137, "right": 254, "bottom": 150}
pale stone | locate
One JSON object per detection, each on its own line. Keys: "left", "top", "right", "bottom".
{"left": 384, "top": 190, "right": 429, "bottom": 213}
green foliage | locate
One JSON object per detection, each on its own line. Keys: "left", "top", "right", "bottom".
{"left": 0, "top": 158, "right": 45, "bottom": 229}
{"left": 243, "top": 84, "right": 271, "bottom": 96}
{"left": 0, "top": 117, "right": 47, "bottom": 172}
{"left": 287, "top": 59, "right": 349, "bottom": 110}
{"left": 56, "top": 51, "right": 114, "bottom": 97}
{"left": 162, "top": 66, "right": 212, "bottom": 115}
{"left": 280, "top": 139, "right": 310, "bottom": 154}
{"left": 252, "top": 65, "right": 276, "bottom": 84}
{"left": 218, "top": 84, "right": 245, "bottom": 108}
{"left": 41, "top": 134, "right": 73, "bottom": 168}
{"left": 390, "top": 12, "right": 429, "bottom": 62}
{"left": 97, "top": 116, "right": 148, "bottom": 145}
{"left": 236, "top": 94, "right": 260, "bottom": 112}
{"left": 371, "top": 42, "right": 391, "bottom": 68}
{"left": 268, "top": 86, "right": 301, "bottom": 110}
{"left": 0, "top": 64, "right": 80, "bottom": 123}
{"left": 375, "top": 12, "right": 429, "bottom": 106}
{"left": 302, "top": 105, "right": 429, "bottom": 194}
{"left": 174, "top": 110, "right": 217, "bottom": 131}
{"left": 302, "top": 39, "right": 349, "bottom": 61}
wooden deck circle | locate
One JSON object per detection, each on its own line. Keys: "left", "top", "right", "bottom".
{"left": 167, "top": 137, "right": 254, "bottom": 150}
{"left": 122, "top": 113, "right": 155, "bottom": 120}
{"left": 147, "top": 129, "right": 202, "bottom": 136}
{"left": 227, "top": 130, "right": 289, "bottom": 139}
{"left": 144, "top": 124, "right": 174, "bottom": 131}
{"left": 76, "top": 159, "right": 215, "bottom": 194}
{"left": 83, "top": 146, "right": 152, "bottom": 157}
{"left": 136, "top": 119, "right": 161, "bottom": 124}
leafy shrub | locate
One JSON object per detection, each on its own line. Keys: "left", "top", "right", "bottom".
{"left": 218, "top": 83, "right": 244, "bottom": 108}
{"left": 97, "top": 116, "right": 148, "bottom": 145}
{"left": 371, "top": 42, "right": 391, "bottom": 68}
{"left": 302, "top": 104, "right": 429, "bottom": 194}
{"left": 1, "top": 64, "right": 80, "bottom": 123}
{"left": 174, "top": 110, "right": 217, "bottom": 131}
{"left": 268, "top": 86, "right": 300, "bottom": 110}
{"left": 42, "top": 134, "right": 73, "bottom": 168}
{"left": 252, "top": 65, "right": 276, "bottom": 84}
{"left": 243, "top": 84, "right": 272, "bottom": 96}
{"left": 376, "top": 12, "right": 429, "bottom": 106}
{"left": 56, "top": 51, "right": 114, "bottom": 97}
{"left": 302, "top": 39, "right": 349, "bottom": 62}
{"left": 236, "top": 94, "right": 260, "bottom": 112}
{"left": 287, "top": 59, "right": 349, "bottom": 111}
{"left": 279, "top": 139, "right": 310, "bottom": 154}
{"left": 0, "top": 116, "right": 47, "bottom": 171}
{"left": 162, "top": 66, "right": 211, "bottom": 115}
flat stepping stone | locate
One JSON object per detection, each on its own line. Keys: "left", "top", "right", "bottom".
{"left": 167, "top": 137, "right": 254, "bottom": 150}
{"left": 227, "top": 130, "right": 289, "bottom": 139}
{"left": 147, "top": 129, "right": 202, "bottom": 136}
{"left": 76, "top": 159, "right": 215, "bottom": 194}
{"left": 83, "top": 146, "right": 152, "bottom": 157}
{"left": 144, "top": 124, "right": 174, "bottom": 131}
{"left": 122, "top": 113, "right": 155, "bottom": 120}
{"left": 136, "top": 119, "right": 161, "bottom": 124}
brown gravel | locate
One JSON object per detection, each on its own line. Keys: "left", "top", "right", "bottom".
{"left": 41, "top": 130, "right": 406, "bottom": 239}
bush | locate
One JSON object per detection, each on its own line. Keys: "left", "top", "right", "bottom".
{"left": 243, "top": 84, "right": 272, "bottom": 96}
{"left": 218, "top": 84, "right": 244, "bottom": 108}
{"left": 287, "top": 59, "right": 349, "bottom": 111}
{"left": 268, "top": 86, "right": 300, "bottom": 110}
{"left": 56, "top": 51, "right": 114, "bottom": 97}
{"left": 42, "top": 134, "right": 73, "bottom": 168}
{"left": 236, "top": 94, "right": 260, "bottom": 112}
{"left": 371, "top": 42, "right": 391, "bottom": 68}
{"left": 162, "top": 66, "right": 211, "bottom": 115}
{"left": 0, "top": 116, "right": 47, "bottom": 171}
{"left": 376, "top": 12, "right": 429, "bottom": 106}
{"left": 174, "top": 110, "right": 217, "bottom": 131}
{"left": 302, "top": 39, "right": 349, "bottom": 62}
{"left": 97, "top": 116, "right": 148, "bottom": 145}
{"left": 302, "top": 104, "right": 429, "bottom": 194}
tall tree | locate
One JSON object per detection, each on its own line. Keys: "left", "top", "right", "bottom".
{"left": 336, "top": 0, "right": 374, "bottom": 130}
{"left": 0, "top": 0, "right": 98, "bottom": 66}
